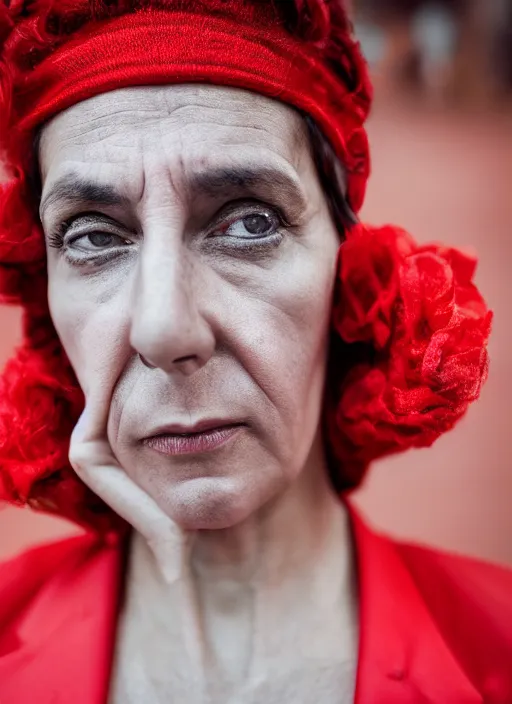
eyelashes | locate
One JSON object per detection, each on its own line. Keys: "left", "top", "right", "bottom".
{"left": 46, "top": 201, "right": 295, "bottom": 268}
{"left": 47, "top": 218, "right": 71, "bottom": 250}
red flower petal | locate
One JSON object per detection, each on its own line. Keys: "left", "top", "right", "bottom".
{"left": 327, "top": 223, "right": 492, "bottom": 488}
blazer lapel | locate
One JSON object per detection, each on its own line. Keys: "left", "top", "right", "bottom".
{"left": 0, "top": 506, "right": 488, "bottom": 704}
{"left": 0, "top": 532, "right": 124, "bottom": 704}
{"left": 347, "top": 503, "right": 483, "bottom": 704}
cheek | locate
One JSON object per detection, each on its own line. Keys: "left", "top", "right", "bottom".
{"left": 233, "top": 243, "right": 339, "bottom": 436}
{"left": 47, "top": 269, "right": 132, "bottom": 396}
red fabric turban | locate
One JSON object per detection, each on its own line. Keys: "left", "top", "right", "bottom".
{"left": 0, "top": 0, "right": 491, "bottom": 531}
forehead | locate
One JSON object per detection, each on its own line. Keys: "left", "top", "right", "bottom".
{"left": 38, "top": 84, "right": 309, "bottom": 181}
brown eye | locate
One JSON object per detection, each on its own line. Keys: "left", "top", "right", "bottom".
{"left": 242, "top": 213, "right": 273, "bottom": 235}
{"left": 219, "top": 208, "right": 281, "bottom": 240}
{"left": 69, "top": 232, "right": 131, "bottom": 252}
{"left": 88, "top": 233, "right": 116, "bottom": 247}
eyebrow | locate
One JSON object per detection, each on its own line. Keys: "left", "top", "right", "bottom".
{"left": 39, "top": 165, "right": 308, "bottom": 222}
{"left": 190, "top": 166, "right": 307, "bottom": 210}
{"left": 39, "top": 179, "right": 131, "bottom": 221}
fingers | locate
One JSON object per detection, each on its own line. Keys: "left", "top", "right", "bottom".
{"left": 69, "top": 391, "right": 188, "bottom": 583}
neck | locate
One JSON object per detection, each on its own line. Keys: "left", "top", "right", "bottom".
{"left": 191, "top": 438, "right": 349, "bottom": 585}
{"left": 117, "top": 435, "right": 358, "bottom": 700}
{"left": 139, "top": 431, "right": 352, "bottom": 583}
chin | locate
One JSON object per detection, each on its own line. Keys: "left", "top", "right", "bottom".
{"left": 160, "top": 476, "right": 265, "bottom": 531}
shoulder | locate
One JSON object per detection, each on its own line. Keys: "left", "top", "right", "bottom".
{"left": 0, "top": 534, "right": 95, "bottom": 624}
{"left": 394, "top": 535, "right": 512, "bottom": 701}
{"left": 0, "top": 531, "right": 106, "bottom": 585}
{"left": 394, "top": 536, "right": 512, "bottom": 637}
{"left": 0, "top": 531, "right": 94, "bottom": 577}
{"left": 349, "top": 503, "right": 512, "bottom": 702}
{"left": 0, "top": 532, "right": 124, "bottom": 703}
{"left": 0, "top": 531, "right": 123, "bottom": 642}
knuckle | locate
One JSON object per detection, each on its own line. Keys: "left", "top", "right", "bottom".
{"left": 68, "top": 442, "right": 90, "bottom": 475}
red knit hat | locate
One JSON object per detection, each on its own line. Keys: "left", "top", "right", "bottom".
{"left": 0, "top": 0, "right": 491, "bottom": 531}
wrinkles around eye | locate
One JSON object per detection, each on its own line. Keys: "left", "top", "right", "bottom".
{"left": 69, "top": 232, "right": 132, "bottom": 252}
{"left": 57, "top": 201, "right": 289, "bottom": 253}
{"left": 210, "top": 208, "right": 282, "bottom": 240}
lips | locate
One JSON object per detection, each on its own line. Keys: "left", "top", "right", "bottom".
{"left": 142, "top": 420, "right": 246, "bottom": 456}
{"left": 147, "top": 418, "right": 245, "bottom": 436}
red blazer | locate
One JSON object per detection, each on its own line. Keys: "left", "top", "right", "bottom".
{"left": 0, "top": 506, "right": 511, "bottom": 704}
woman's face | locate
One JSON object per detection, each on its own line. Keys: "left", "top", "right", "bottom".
{"left": 38, "top": 84, "right": 340, "bottom": 530}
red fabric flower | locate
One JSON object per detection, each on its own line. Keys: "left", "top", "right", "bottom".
{"left": 326, "top": 224, "right": 492, "bottom": 488}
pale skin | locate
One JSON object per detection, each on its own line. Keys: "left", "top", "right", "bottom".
{"left": 38, "top": 84, "right": 359, "bottom": 703}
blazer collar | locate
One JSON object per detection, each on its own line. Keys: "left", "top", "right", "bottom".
{"left": 0, "top": 506, "right": 482, "bottom": 704}
{"left": 347, "top": 503, "right": 482, "bottom": 704}
{"left": 0, "top": 532, "right": 123, "bottom": 704}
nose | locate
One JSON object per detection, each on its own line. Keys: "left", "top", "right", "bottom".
{"left": 130, "top": 243, "right": 216, "bottom": 376}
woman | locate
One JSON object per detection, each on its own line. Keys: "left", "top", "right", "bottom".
{"left": 0, "top": 1, "right": 511, "bottom": 702}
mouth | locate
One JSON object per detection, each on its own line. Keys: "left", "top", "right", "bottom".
{"left": 142, "top": 420, "right": 247, "bottom": 456}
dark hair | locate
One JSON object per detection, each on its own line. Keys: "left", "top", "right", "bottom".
{"left": 302, "top": 113, "right": 358, "bottom": 236}
{"left": 32, "top": 112, "right": 357, "bottom": 237}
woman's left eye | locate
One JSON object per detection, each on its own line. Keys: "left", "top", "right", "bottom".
{"left": 214, "top": 208, "right": 282, "bottom": 240}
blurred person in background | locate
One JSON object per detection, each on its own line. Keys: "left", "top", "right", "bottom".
{"left": 0, "top": 1, "right": 512, "bottom": 703}
{"left": 353, "top": 0, "right": 510, "bottom": 105}
{"left": 492, "top": 0, "right": 512, "bottom": 95}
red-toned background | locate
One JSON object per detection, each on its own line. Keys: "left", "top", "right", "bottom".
{"left": 1, "top": 5, "right": 511, "bottom": 564}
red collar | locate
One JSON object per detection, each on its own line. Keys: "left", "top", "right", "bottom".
{"left": 347, "top": 505, "right": 480, "bottom": 703}
{"left": 0, "top": 506, "right": 481, "bottom": 703}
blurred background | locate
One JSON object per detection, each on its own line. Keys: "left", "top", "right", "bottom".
{"left": 1, "top": 0, "right": 511, "bottom": 565}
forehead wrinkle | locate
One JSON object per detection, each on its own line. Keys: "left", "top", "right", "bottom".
{"left": 146, "top": 147, "right": 315, "bottom": 249}
{"left": 48, "top": 85, "right": 304, "bottom": 163}
{"left": 48, "top": 83, "right": 302, "bottom": 145}
{"left": 41, "top": 82, "right": 307, "bottom": 167}
{"left": 39, "top": 88, "right": 316, "bottom": 224}
{"left": 39, "top": 155, "right": 313, "bottom": 235}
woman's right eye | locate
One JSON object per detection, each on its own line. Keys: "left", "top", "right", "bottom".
{"left": 48, "top": 213, "right": 134, "bottom": 251}
{"left": 47, "top": 213, "right": 137, "bottom": 267}
{"left": 68, "top": 232, "right": 132, "bottom": 252}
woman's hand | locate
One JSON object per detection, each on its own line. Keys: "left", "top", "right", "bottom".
{"left": 69, "top": 388, "right": 190, "bottom": 583}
